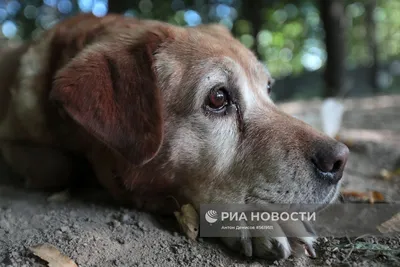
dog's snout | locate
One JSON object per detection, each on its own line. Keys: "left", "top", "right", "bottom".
{"left": 312, "top": 142, "right": 349, "bottom": 183}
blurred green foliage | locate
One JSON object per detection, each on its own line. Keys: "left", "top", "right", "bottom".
{"left": 0, "top": 0, "right": 399, "bottom": 94}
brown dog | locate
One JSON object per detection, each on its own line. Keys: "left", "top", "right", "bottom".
{"left": 0, "top": 14, "right": 349, "bottom": 260}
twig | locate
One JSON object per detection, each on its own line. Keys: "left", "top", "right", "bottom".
{"left": 342, "top": 236, "right": 355, "bottom": 263}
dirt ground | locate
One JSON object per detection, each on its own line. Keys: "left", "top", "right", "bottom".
{"left": 1, "top": 95, "right": 400, "bottom": 267}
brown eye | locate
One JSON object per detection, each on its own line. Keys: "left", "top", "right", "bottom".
{"left": 208, "top": 88, "right": 228, "bottom": 109}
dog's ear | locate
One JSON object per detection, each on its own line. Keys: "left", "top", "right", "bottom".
{"left": 51, "top": 32, "right": 169, "bottom": 166}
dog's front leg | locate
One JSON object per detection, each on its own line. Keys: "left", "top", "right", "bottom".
{"left": 0, "top": 142, "right": 85, "bottom": 190}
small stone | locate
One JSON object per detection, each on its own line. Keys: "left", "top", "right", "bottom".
{"left": 56, "top": 230, "right": 62, "bottom": 235}
{"left": 109, "top": 220, "right": 121, "bottom": 228}
{"left": 60, "top": 226, "right": 69, "bottom": 232}
{"left": 196, "top": 254, "right": 202, "bottom": 259}
{"left": 170, "top": 246, "right": 179, "bottom": 254}
{"left": 121, "top": 214, "right": 131, "bottom": 223}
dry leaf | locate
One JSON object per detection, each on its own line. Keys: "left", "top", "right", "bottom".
{"left": 30, "top": 244, "right": 78, "bottom": 267}
{"left": 377, "top": 212, "right": 400, "bottom": 234}
{"left": 369, "top": 191, "right": 385, "bottom": 204}
{"left": 341, "top": 190, "right": 385, "bottom": 204}
{"left": 380, "top": 168, "right": 400, "bottom": 181}
{"left": 174, "top": 204, "right": 199, "bottom": 241}
{"left": 47, "top": 190, "right": 70, "bottom": 203}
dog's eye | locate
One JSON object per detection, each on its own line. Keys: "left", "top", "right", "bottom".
{"left": 208, "top": 88, "right": 228, "bottom": 110}
{"left": 267, "top": 81, "right": 272, "bottom": 94}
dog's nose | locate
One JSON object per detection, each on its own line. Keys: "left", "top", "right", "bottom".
{"left": 312, "top": 142, "right": 349, "bottom": 183}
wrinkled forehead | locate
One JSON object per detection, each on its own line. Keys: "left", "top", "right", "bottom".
{"left": 196, "top": 56, "right": 271, "bottom": 92}
{"left": 157, "top": 29, "right": 274, "bottom": 113}
{"left": 171, "top": 28, "right": 272, "bottom": 86}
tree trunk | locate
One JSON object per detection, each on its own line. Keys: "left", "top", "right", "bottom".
{"left": 365, "top": 0, "right": 379, "bottom": 92}
{"left": 108, "top": 0, "right": 132, "bottom": 14}
{"left": 320, "top": 0, "right": 347, "bottom": 97}
{"left": 240, "top": 0, "right": 262, "bottom": 59}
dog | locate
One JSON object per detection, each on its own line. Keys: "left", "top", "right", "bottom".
{"left": 0, "top": 14, "right": 349, "bottom": 260}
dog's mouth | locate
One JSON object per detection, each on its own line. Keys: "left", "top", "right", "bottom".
{"left": 245, "top": 181, "right": 341, "bottom": 208}
{"left": 313, "top": 183, "right": 341, "bottom": 211}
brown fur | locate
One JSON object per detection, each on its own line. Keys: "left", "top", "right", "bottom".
{"left": 0, "top": 14, "right": 349, "bottom": 260}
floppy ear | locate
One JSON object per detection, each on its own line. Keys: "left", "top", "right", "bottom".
{"left": 50, "top": 34, "right": 167, "bottom": 166}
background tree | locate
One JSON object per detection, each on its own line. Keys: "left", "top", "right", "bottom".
{"left": 108, "top": 1, "right": 132, "bottom": 14}
{"left": 1, "top": 0, "right": 399, "bottom": 101}
{"left": 365, "top": 0, "right": 379, "bottom": 92}
{"left": 319, "top": 0, "right": 347, "bottom": 98}
{"left": 239, "top": 0, "right": 263, "bottom": 59}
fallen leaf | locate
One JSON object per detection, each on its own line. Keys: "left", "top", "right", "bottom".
{"left": 29, "top": 244, "right": 78, "bottom": 267}
{"left": 379, "top": 168, "right": 400, "bottom": 181}
{"left": 174, "top": 204, "right": 199, "bottom": 241}
{"left": 47, "top": 190, "right": 70, "bottom": 203}
{"left": 377, "top": 212, "right": 400, "bottom": 234}
{"left": 380, "top": 169, "right": 393, "bottom": 180}
{"left": 341, "top": 190, "right": 385, "bottom": 204}
{"left": 369, "top": 191, "right": 385, "bottom": 204}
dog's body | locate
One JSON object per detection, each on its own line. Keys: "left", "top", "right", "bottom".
{"left": 0, "top": 14, "right": 349, "bottom": 259}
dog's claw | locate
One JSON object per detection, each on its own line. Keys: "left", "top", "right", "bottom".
{"left": 274, "top": 237, "right": 292, "bottom": 259}
{"left": 304, "top": 241, "right": 317, "bottom": 258}
{"left": 240, "top": 236, "right": 252, "bottom": 257}
{"left": 221, "top": 219, "right": 317, "bottom": 260}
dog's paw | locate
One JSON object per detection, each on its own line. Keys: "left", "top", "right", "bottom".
{"left": 220, "top": 218, "right": 317, "bottom": 260}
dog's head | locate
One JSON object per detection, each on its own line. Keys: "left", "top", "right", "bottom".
{"left": 51, "top": 18, "right": 348, "bottom": 209}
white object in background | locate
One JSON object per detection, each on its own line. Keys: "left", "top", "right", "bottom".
{"left": 320, "top": 98, "right": 345, "bottom": 138}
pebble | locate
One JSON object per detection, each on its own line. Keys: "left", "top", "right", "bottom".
{"left": 60, "top": 226, "right": 69, "bottom": 232}
{"left": 121, "top": 214, "right": 131, "bottom": 223}
{"left": 170, "top": 246, "right": 179, "bottom": 254}
{"left": 109, "top": 220, "right": 121, "bottom": 228}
